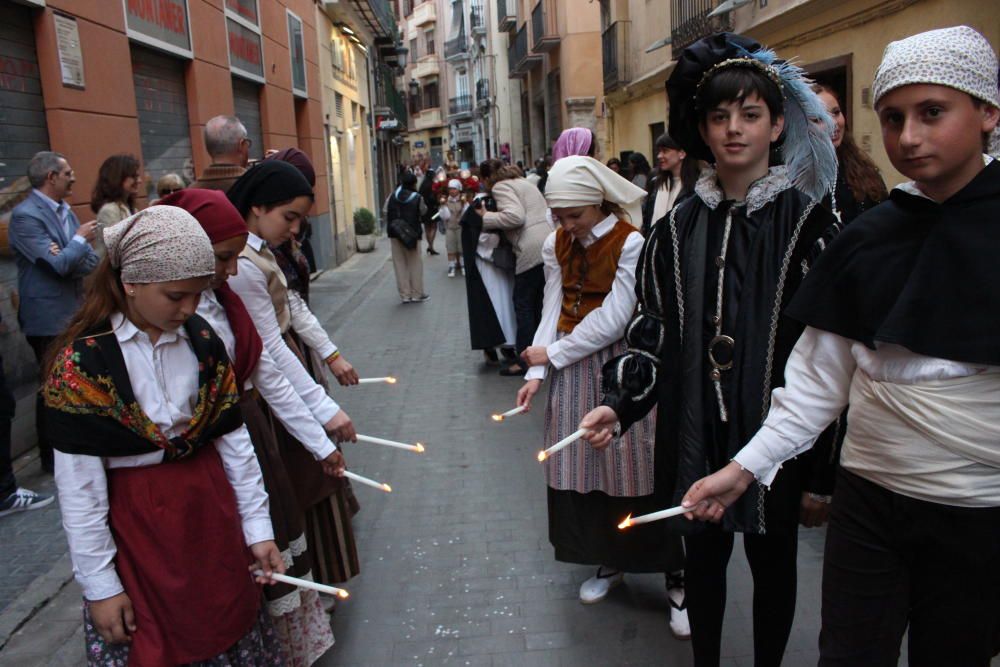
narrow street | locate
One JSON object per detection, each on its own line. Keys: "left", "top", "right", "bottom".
{"left": 314, "top": 247, "right": 829, "bottom": 667}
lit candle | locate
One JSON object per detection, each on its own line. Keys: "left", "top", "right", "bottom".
{"left": 491, "top": 406, "right": 527, "bottom": 422}
{"left": 537, "top": 428, "right": 588, "bottom": 462}
{"left": 343, "top": 469, "right": 392, "bottom": 493}
{"left": 356, "top": 377, "right": 398, "bottom": 384}
{"left": 254, "top": 570, "right": 350, "bottom": 599}
{"left": 356, "top": 434, "right": 425, "bottom": 453}
{"left": 617, "top": 505, "right": 690, "bottom": 530}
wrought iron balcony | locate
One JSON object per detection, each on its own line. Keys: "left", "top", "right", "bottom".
{"left": 671, "top": 0, "right": 733, "bottom": 60}
{"left": 471, "top": 1, "right": 486, "bottom": 34}
{"left": 602, "top": 20, "right": 630, "bottom": 93}
{"left": 507, "top": 23, "right": 540, "bottom": 78}
{"left": 449, "top": 94, "right": 473, "bottom": 117}
{"left": 475, "top": 77, "right": 490, "bottom": 107}
{"left": 444, "top": 32, "right": 469, "bottom": 60}
{"left": 497, "top": 0, "right": 515, "bottom": 32}
{"left": 531, "top": 0, "right": 558, "bottom": 53}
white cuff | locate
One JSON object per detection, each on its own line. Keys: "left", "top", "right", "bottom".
{"left": 312, "top": 439, "right": 337, "bottom": 460}
{"left": 546, "top": 340, "right": 569, "bottom": 370}
{"left": 732, "top": 441, "right": 782, "bottom": 487}
{"left": 313, "top": 398, "right": 339, "bottom": 425}
{"left": 242, "top": 518, "right": 275, "bottom": 547}
{"left": 72, "top": 234, "right": 87, "bottom": 245}
{"left": 315, "top": 339, "right": 337, "bottom": 361}
{"left": 524, "top": 365, "right": 546, "bottom": 381}
{"left": 79, "top": 568, "right": 125, "bottom": 602}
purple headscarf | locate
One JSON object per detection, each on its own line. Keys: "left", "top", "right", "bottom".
{"left": 551, "top": 128, "right": 593, "bottom": 163}
{"left": 264, "top": 147, "right": 316, "bottom": 187}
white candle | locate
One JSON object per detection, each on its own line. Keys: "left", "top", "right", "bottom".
{"left": 356, "top": 377, "right": 398, "bottom": 384}
{"left": 536, "top": 428, "right": 588, "bottom": 462}
{"left": 617, "top": 505, "right": 690, "bottom": 530}
{"left": 343, "top": 469, "right": 392, "bottom": 493}
{"left": 356, "top": 434, "right": 425, "bottom": 453}
{"left": 254, "top": 570, "right": 349, "bottom": 599}
{"left": 491, "top": 406, "right": 527, "bottom": 422}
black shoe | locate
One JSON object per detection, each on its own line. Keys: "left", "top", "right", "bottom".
{"left": 498, "top": 363, "right": 525, "bottom": 376}
{"left": 414, "top": 294, "right": 430, "bottom": 303}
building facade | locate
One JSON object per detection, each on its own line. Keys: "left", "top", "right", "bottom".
{"left": 399, "top": 0, "right": 451, "bottom": 167}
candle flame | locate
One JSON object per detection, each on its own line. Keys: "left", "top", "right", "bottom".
{"left": 618, "top": 514, "right": 633, "bottom": 530}
{"left": 537, "top": 451, "right": 547, "bottom": 462}
{"left": 415, "top": 442, "right": 425, "bottom": 453}
{"left": 386, "top": 377, "right": 398, "bottom": 384}
{"left": 337, "top": 589, "right": 350, "bottom": 599}
{"left": 382, "top": 484, "right": 392, "bottom": 493}
{"left": 491, "top": 414, "right": 504, "bottom": 422}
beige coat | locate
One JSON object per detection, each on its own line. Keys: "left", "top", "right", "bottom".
{"left": 482, "top": 177, "right": 552, "bottom": 275}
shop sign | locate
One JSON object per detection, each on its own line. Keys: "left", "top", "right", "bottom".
{"left": 123, "top": 0, "right": 192, "bottom": 58}
{"left": 377, "top": 117, "right": 400, "bottom": 130}
{"left": 227, "top": 17, "right": 263, "bottom": 81}
{"left": 414, "top": 140, "right": 426, "bottom": 148}
{"left": 54, "top": 13, "right": 85, "bottom": 89}
{"left": 454, "top": 124, "right": 473, "bottom": 143}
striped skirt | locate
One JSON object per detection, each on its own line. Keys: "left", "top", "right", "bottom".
{"left": 543, "top": 339, "right": 656, "bottom": 497}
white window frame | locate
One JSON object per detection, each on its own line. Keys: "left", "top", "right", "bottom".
{"left": 287, "top": 9, "right": 308, "bottom": 98}
{"left": 224, "top": 0, "right": 260, "bottom": 32}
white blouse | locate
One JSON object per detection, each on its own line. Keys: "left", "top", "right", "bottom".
{"left": 55, "top": 314, "right": 273, "bottom": 602}
{"left": 733, "top": 327, "right": 997, "bottom": 486}
{"left": 229, "top": 233, "right": 339, "bottom": 425}
{"left": 197, "top": 289, "right": 336, "bottom": 460}
{"left": 525, "top": 215, "right": 644, "bottom": 381}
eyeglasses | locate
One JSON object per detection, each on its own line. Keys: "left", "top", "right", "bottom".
{"left": 242, "top": 137, "right": 253, "bottom": 147}
{"left": 159, "top": 188, "right": 183, "bottom": 196}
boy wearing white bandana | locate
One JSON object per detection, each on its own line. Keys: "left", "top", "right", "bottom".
{"left": 683, "top": 25, "right": 1000, "bottom": 666}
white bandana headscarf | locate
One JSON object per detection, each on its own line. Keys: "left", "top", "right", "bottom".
{"left": 544, "top": 156, "right": 647, "bottom": 227}
{"left": 873, "top": 26, "right": 1000, "bottom": 157}
{"left": 104, "top": 205, "right": 216, "bottom": 284}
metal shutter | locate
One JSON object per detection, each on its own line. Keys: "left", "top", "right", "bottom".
{"left": 0, "top": 3, "right": 50, "bottom": 207}
{"left": 131, "top": 46, "right": 192, "bottom": 197}
{"left": 232, "top": 77, "right": 263, "bottom": 160}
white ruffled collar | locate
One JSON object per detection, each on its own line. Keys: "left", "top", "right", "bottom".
{"left": 695, "top": 165, "right": 792, "bottom": 214}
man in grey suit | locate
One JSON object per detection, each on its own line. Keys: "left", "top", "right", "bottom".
{"left": 9, "top": 151, "right": 99, "bottom": 473}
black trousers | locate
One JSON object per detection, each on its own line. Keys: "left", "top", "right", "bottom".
{"left": 819, "top": 468, "right": 1000, "bottom": 667}
{"left": 26, "top": 335, "right": 56, "bottom": 472}
{"left": 0, "top": 355, "right": 17, "bottom": 498}
{"left": 685, "top": 525, "right": 799, "bottom": 667}
{"left": 513, "top": 264, "right": 545, "bottom": 354}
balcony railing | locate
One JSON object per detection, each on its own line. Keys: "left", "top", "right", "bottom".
{"left": 449, "top": 94, "right": 473, "bottom": 116}
{"left": 444, "top": 32, "right": 468, "bottom": 60}
{"left": 671, "top": 0, "right": 733, "bottom": 60}
{"left": 507, "top": 23, "right": 541, "bottom": 78}
{"left": 497, "top": 0, "right": 515, "bottom": 31}
{"left": 475, "top": 77, "right": 490, "bottom": 106}
{"left": 531, "top": 1, "right": 558, "bottom": 53}
{"left": 471, "top": 1, "right": 486, "bottom": 34}
{"left": 602, "top": 20, "right": 630, "bottom": 93}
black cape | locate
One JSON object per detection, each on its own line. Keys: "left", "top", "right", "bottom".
{"left": 788, "top": 159, "right": 1000, "bottom": 366}
{"left": 460, "top": 205, "right": 507, "bottom": 350}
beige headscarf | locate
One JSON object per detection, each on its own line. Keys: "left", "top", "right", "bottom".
{"left": 544, "top": 156, "right": 647, "bottom": 227}
{"left": 104, "top": 205, "right": 215, "bottom": 283}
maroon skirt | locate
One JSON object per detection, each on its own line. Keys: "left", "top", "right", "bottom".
{"left": 107, "top": 445, "right": 261, "bottom": 665}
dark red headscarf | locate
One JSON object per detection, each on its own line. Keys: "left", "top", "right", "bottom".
{"left": 160, "top": 189, "right": 263, "bottom": 388}
{"left": 265, "top": 148, "right": 316, "bottom": 187}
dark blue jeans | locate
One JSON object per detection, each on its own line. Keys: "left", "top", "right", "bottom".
{"left": 0, "top": 355, "right": 17, "bottom": 498}
{"left": 513, "top": 264, "right": 545, "bottom": 354}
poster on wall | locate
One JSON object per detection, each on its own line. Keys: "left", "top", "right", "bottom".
{"left": 225, "top": 0, "right": 258, "bottom": 26}
{"left": 53, "top": 13, "right": 85, "bottom": 89}
{"left": 227, "top": 18, "right": 264, "bottom": 81}
{"left": 123, "top": 0, "right": 192, "bottom": 58}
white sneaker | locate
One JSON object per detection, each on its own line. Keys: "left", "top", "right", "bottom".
{"left": 578, "top": 567, "right": 623, "bottom": 604}
{"left": 447, "top": 266, "right": 456, "bottom": 278}
{"left": 666, "top": 573, "right": 691, "bottom": 640}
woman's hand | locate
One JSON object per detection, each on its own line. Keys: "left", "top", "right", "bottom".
{"left": 521, "top": 346, "right": 549, "bottom": 367}
{"left": 328, "top": 355, "right": 359, "bottom": 386}
{"left": 799, "top": 492, "right": 832, "bottom": 527}
{"left": 681, "top": 462, "right": 756, "bottom": 522}
{"left": 89, "top": 593, "right": 135, "bottom": 644}
{"left": 516, "top": 379, "right": 542, "bottom": 411}
{"left": 580, "top": 406, "right": 619, "bottom": 451}
{"left": 322, "top": 450, "right": 346, "bottom": 478}
{"left": 249, "top": 540, "right": 286, "bottom": 584}
{"left": 324, "top": 410, "right": 357, "bottom": 444}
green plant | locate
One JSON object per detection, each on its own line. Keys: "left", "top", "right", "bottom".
{"left": 353, "top": 207, "right": 376, "bottom": 235}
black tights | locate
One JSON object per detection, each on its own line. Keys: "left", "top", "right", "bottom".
{"left": 685, "top": 526, "right": 799, "bottom": 667}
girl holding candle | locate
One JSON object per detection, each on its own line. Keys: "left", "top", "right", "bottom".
{"left": 164, "top": 188, "right": 339, "bottom": 665}
{"left": 227, "top": 161, "right": 363, "bottom": 590}
{"left": 44, "top": 207, "right": 286, "bottom": 665}
{"left": 515, "top": 156, "right": 690, "bottom": 638}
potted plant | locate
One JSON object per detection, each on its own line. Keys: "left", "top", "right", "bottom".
{"left": 353, "top": 207, "right": 377, "bottom": 252}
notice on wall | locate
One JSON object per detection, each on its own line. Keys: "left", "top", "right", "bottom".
{"left": 227, "top": 18, "right": 263, "bottom": 80}
{"left": 54, "top": 13, "right": 85, "bottom": 89}
{"left": 123, "top": 0, "right": 192, "bottom": 57}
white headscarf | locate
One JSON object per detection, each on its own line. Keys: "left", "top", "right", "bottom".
{"left": 544, "top": 156, "right": 647, "bottom": 227}
{"left": 873, "top": 26, "right": 1000, "bottom": 157}
{"left": 104, "top": 205, "right": 215, "bottom": 284}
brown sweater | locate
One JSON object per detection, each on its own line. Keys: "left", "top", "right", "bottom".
{"left": 190, "top": 163, "right": 246, "bottom": 192}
